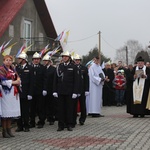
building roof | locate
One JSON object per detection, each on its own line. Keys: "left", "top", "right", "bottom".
{"left": 33, "top": 0, "right": 57, "bottom": 38}
{"left": 0, "top": 0, "right": 26, "bottom": 38}
{"left": 0, "top": 0, "right": 57, "bottom": 38}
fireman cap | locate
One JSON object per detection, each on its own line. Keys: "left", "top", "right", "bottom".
{"left": 42, "top": 54, "right": 51, "bottom": 61}
{"left": 61, "top": 51, "right": 71, "bottom": 57}
{"left": 17, "top": 52, "right": 28, "bottom": 61}
{"left": 32, "top": 52, "right": 41, "bottom": 59}
{"left": 74, "top": 54, "right": 81, "bottom": 60}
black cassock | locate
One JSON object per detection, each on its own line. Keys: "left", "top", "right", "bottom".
{"left": 126, "top": 66, "right": 150, "bottom": 116}
{"left": 102, "top": 68, "right": 115, "bottom": 106}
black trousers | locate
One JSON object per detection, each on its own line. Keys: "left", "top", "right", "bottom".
{"left": 45, "top": 94, "right": 57, "bottom": 122}
{"left": 78, "top": 94, "right": 87, "bottom": 122}
{"left": 103, "top": 86, "right": 115, "bottom": 106}
{"left": 73, "top": 93, "right": 87, "bottom": 125}
{"left": 30, "top": 94, "right": 46, "bottom": 125}
{"left": 57, "top": 94, "right": 73, "bottom": 128}
{"left": 17, "top": 98, "right": 30, "bottom": 129}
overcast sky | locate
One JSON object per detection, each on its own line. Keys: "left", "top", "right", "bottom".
{"left": 45, "top": 0, "right": 150, "bottom": 61}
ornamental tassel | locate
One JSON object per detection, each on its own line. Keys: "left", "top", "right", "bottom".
{"left": 14, "top": 86, "right": 18, "bottom": 100}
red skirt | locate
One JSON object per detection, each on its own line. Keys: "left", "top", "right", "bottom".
{"left": 77, "top": 100, "right": 80, "bottom": 112}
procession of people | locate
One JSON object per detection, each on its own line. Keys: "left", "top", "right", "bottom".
{"left": 0, "top": 49, "right": 150, "bottom": 138}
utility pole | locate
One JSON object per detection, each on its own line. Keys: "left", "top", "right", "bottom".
{"left": 125, "top": 46, "right": 128, "bottom": 65}
{"left": 98, "top": 31, "right": 101, "bottom": 64}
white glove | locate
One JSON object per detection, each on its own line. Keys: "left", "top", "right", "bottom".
{"left": 27, "top": 95, "right": 32, "bottom": 100}
{"left": 77, "top": 94, "right": 81, "bottom": 97}
{"left": 85, "top": 91, "right": 89, "bottom": 96}
{"left": 72, "top": 93, "right": 77, "bottom": 99}
{"left": 53, "top": 92, "right": 58, "bottom": 98}
{"left": 42, "top": 90, "right": 47, "bottom": 96}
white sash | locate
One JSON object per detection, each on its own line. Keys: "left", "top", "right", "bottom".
{"left": 133, "top": 66, "right": 146, "bottom": 104}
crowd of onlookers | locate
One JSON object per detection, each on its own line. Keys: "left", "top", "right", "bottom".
{"left": 102, "top": 60, "right": 150, "bottom": 107}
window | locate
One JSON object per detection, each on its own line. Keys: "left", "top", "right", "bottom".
{"left": 9, "top": 25, "right": 14, "bottom": 37}
{"left": 23, "top": 20, "right": 32, "bottom": 49}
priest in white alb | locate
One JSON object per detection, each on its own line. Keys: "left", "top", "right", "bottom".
{"left": 88, "top": 56, "right": 105, "bottom": 117}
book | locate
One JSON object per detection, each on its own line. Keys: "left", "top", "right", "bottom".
{"left": 135, "top": 70, "right": 144, "bottom": 78}
{"left": 99, "top": 73, "right": 105, "bottom": 80}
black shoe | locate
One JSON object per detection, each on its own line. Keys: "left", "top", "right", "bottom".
{"left": 117, "top": 103, "right": 120, "bottom": 107}
{"left": 140, "top": 115, "right": 145, "bottom": 118}
{"left": 29, "top": 124, "right": 35, "bottom": 128}
{"left": 57, "top": 127, "right": 64, "bottom": 131}
{"left": 67, "top": 127, "right": 73, "bottom": 131}
{"left": 133, "top": 115, "right": 138, "bottom": 118}
{"left": 71, "top": 125, "right": 75, "bottom": 128}
{"left": 15, "top": 127, "right": 23, "bottom": 132}
{"left": 79, "top": 121, "right": 84, "bottom": 125}
{"left": 37, "top": 124, "right": 43, "bottom": 128}
{"left": 88, "top": 113, "right": 92, "bottom": 116}
{"left": 92, "top": 114, "right": 104, "bottom": 117}
{"left": 99, "top": 114, "right": 104, "bottom": 117}
{"left": 49, "top": 122, "right": 54, "bottom": 125}
{"left": 24, "top": 128, "right": 30, "bottom": 132}
{"left": 92, "top": 114, "right": 100, "bottom": 117}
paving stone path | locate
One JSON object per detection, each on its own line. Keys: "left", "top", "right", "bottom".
{"left": 0, "top": 106, "right": 150, "bottom": 150}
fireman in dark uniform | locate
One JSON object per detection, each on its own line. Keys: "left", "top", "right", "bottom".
{"left": 42, "top": 54, "right": 56, "bottom": 125}
{"left": 73, "top": 54, "right": 89, "bottom": 126}
{"left": 29, "top": 52, "right": 46, "bottom": 128}
{"left": 53, "top": 51, "right": 78, "bottom": 131}
{"left": 16, "top": 52, "right": 33, "bottom": 132}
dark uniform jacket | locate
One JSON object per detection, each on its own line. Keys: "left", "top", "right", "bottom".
{"left": 76, "top": 64, "right": 89, "bottom": 94}
{"left": 53, "top": 62, "right": 78, "bottom": 95}
{"left": 43, "top": 65, "right": 56, "bottom": 94}
{"left": 16, "top": 63, "right": 34, "bottom": 98}
{"left": 31, "top": 63, "right": 46, "bottom": 95}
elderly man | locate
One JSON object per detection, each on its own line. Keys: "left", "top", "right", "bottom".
{"left": 127, "top": 56, "right": 150, "bottom": 118}
{"left": 102, "top": 61, "right": 115, "bottom": 106}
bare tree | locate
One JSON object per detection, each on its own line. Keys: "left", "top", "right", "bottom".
{"left": 146, "top": 46, "right": 150, "bottom": 57}
{"left": 115, "top": 47, "right": 126, "bottom": 63}
{"left": 115, "top": 40, "right": 143, "bottom": 65}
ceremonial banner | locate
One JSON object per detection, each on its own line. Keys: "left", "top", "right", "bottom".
{"left": 2, "top": 42, "right": 17, "bottom": 56}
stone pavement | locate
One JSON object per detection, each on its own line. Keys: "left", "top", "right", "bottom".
{"left": 0, "top": 106, "right": 150, "bottom": 150}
